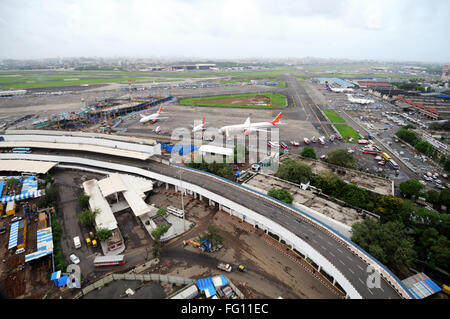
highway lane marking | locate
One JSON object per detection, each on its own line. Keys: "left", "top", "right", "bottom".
{"left": 357, "top": 265, "right": 364, "bottom": 271}
{"left": 329, "top": 252, "right": 335, "bottom": 257}
{"left": 336, "top": 248, "right": 343, "bottom": 253}
{"left": 321, "top": 245, "right": 327, "bottom": 250}
{"left": 367, "top": 288, "right": 374, "bottom": 295}
{"left": 348, "top": 268, "right": 355, "bottom": 274}
{"left": 339, "top": 259, "right": 345, "bottom": 266}
{"left": 358, "top": 278, "right": 365, "bottom": 285}
{"left": 312, "top": 238, "right": 318, "bottom": 243}
{"left": 346, "top": 255, "right": 353, "bottom": 262}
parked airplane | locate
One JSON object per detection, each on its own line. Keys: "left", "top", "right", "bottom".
{"left": 218, "top": 112, "right": 283, "bottom": 138}
{"left": 346, "top": 94, "right": 374, "bottom": 104}
{"left": 325, "top": 83, "right": 354, "bottom": 93}
{"left": 139, "top": 105, "right": 168, "bottom": 124}
{"left": 191, "top": 117, "right": 206, "bottom": 132}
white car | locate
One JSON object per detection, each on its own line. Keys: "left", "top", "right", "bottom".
{"left": 11, "top": 216, "right": 22, "bottom": 222}
{"left": 70, "top": 254, "right": 80, "bottom": 264}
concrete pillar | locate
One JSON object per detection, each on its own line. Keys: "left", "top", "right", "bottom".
{"left": 265, "top": 229, "right": 268, "bottom": 234}
{"left": 219, "top": 204, "right": 222, "bottom": 211}
{"left": 165, "top": 183, "right": 169, "bottom": 190}
{"left": 199, "top": 194, "right": 202, "bottom": 201}
{"left": 333, "top": 278, "right": 336, "bottom": 285}
{"left": 317, "top": 266, "right": 321, "bottom": 273}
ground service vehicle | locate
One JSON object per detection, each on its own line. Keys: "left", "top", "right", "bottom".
{"left": 238, "top": 264, "right": 248, "bottom": 272}
{"left": 217, "top": 263, "right": 232, "bottom": 272}
{"left": 73, "top": 236, "right": 81, "bottom": 249}
{"left": 389, "top": 160, "right": 399, "bottom": 169}
{"left": 12, "top": 147, "right": 31, "bottom": 154}
{"left": 93, "top": 255, "right": 125, "bottom": 267}
{"left": 381, "top": 152, "right": 391, "bottom": 161}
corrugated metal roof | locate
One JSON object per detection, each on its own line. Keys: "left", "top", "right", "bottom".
{"left": 0, "top": 160, "right": 56, "bottom": 174}
{"left": 402, "top": 273, "right": 441, "bottom": 299}
{"left": 8, "top": 221, "right": 19, "bottom": 249}
{"left": 199, "top": 145, "right": 234, "bottom": 156}
{"left": 1, "top": 190, "right": 43, "bottom": 203}
{"left": 25, "top": 227, "right": 54, "bottom": 262}
{"left": 83, "top": 179, "right": 117, "bottom": 231}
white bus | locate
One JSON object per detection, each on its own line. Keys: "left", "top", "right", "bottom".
{"left": 93, "top": 255, "right": 125, "bottom": 267}
{"left": 389, "top": 159, "right": 399, "bottom": 170}
{"left": 167, "top": 206, "right": 185, "bottom": 218}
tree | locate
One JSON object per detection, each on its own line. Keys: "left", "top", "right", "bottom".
{"left": 425, "top": 190, "right": 440, "bottom": 207}
{"left": 217, "top": 165, "right": 234, "bottom": 180}
{"left": 77, "top": 208, "right": 100, "bottom": 226}
{"left": 340, "top": 184, "right": 368, "bottom": 208}
{"left": 96, "top": 228, "right": 113, "bottom": 241}
{"left": 301, "top": 147, "right": 317, "bottom": 160}
{"left": 373, "top": 195, "right": 405, "bottom": 222}
{"left": 5, "top": 178, "right": 20, "bottom": 192}
{"left": 156, "top": 208, "right": 168, "bottom": 217}
{"left": 399, "top": 180, "right": 425, "bottom": 199}
{"left": 327, "top": 149, "right": 356, "bottom": 168}
{"left": 439, "top": 188, "right": 450, "bottom": 212}
{"left": 201, "top": 226, "right": 223, "bottom": 246}
{"left": 268, "top": 188, "right": 294, "bottom": 204}
{"left": 351, "top": 219, "right": 416, "bottom": 269}
{"left": 396, "top": 128, "right": 418, "bottom": 145}
{"left": 276, "top": 158, "right": 312, "bottom": 184}
{"left": 151, "top": 224, "right": 170, "bottom": 258}
{"left": 77, "top": 192, "right": 90, "bottom": 210}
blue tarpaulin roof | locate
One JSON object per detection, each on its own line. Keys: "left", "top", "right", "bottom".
{"left": 21, "top": 176, "right": 38, "bottom": 194}
{"left": 1, "top": 190, "right": 43, "bottom": 203}
{"left": 196, "top": 277, "right": 217, "bottom": 298}
{"left": 402, "top": 272, "right": 442, "bottom": 299}
{"left": 25, "top": 227, "right": 53, "bottom": 262}
{"left": 8, "top": 221, "right": 19, "bottom": 249}
{"left": 0, "top": 182, "right": 4, "bottom": 196}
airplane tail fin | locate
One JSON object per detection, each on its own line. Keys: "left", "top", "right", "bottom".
{"left": 270, "top": 112, "right": 283, "bottom": 125}
{"left": 202, "top": 117, "right": 205, "bottom": 125}
{"left": 157, "top": 106, "right": 162, "bottom": 114}
{"left": 244, "top": 117, "right": 251, "bottom": 126}
{"left": 140, "top": 114, "right": 145, "bottom": 118}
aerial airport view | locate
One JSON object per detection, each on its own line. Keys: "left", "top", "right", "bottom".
{"left": 0, "top": 0, "right": 449, "bottom": 313}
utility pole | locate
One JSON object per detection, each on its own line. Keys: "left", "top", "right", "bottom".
{"left": 179, "top": 170, "right": 185, "bottom": 231}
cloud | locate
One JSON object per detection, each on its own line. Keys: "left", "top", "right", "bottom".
{"left": 0, "top": 0, "right": 449, "bottom": 62}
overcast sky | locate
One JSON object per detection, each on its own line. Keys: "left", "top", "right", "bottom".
{"left": 1, "top": 0, "right": 449, "bottom": 62}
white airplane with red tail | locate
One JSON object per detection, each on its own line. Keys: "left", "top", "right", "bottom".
{"left": 218, "top": 112, "right": 284, "bottom": 138}
{"left": 139, "top": 105, "right": 168, "bottom": 124}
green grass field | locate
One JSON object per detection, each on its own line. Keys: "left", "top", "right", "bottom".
{"left": 179, "top": 92, "right": 287, "bottom": 109}
{"left": 334, "top": 124, "right": 361, "bottom": 142}
{"left": 323, "top": 109, "right": 345, "bottom": 123}
{"left": 0, "top": 67, "right": 309, "bottom": 89}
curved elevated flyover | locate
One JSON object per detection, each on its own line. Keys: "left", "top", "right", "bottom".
{"left": 0, "top": 142, "right": 412, "bottom": 299}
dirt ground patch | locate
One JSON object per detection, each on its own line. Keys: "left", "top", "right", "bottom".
{"left": 191, "top": 95, "right": 271, "bottom": 106}
{"left": 153, "top": 187, "right": 343, "bottom": 299}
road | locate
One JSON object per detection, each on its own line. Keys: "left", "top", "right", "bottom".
{"left": 16, "top": 147, "right": 405, "bottom": 299}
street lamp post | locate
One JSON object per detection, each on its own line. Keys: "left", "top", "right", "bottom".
{"left": 179, "top": 170, "right": 185, "bottom": 231}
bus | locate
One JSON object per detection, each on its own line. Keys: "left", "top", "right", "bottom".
{"left": 167, "top": 206, "right": 185, "bottom": 218}
{"left": 93, "top": 255, "right": 125, "bottom": 267}
{"left": 389, "top": 159, "right": 399, "bottom": 170}
{"left": 381, "top": 152, "right": 391, "bottom": 161}
{"left": 12, "top": 147, "right": 31, "bottom": 154}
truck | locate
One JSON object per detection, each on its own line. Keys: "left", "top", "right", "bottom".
{"left": 217, "top": 263, "right": 232, "bottom": 272}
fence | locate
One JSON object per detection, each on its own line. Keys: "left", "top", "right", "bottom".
{"left": 73, "top": 273, "right": 195, "bottom": 299}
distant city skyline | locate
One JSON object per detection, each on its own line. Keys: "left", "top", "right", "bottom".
{"left": 0, "top": 0, "right": 449, "bottom": 63}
